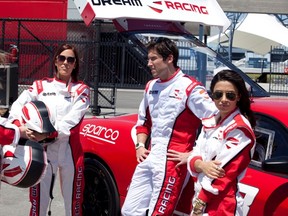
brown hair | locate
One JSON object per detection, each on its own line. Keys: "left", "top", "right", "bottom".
{"left": 146, "top": 37, "right": 179, "bottom": 68}
{"left": 210, "top": 69, "right": 256, "bottom": 128}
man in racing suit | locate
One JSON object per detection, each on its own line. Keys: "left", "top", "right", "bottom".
{"left": 8, "top": 44, "right": 90, "bottom": 216}
{"left": 121, "top": 37, "right": 218, "bottom": 216}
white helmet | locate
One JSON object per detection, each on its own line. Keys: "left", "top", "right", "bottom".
{"left": 0, "top": 101, "right": 55, "bottom": 188}
{"left": 21, "top": 101, "right": 56, "bottom": 133}
{"left": 1, "top": 140, "right": 48, "bottom": 188}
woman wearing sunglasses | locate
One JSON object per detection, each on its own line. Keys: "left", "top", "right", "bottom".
{"left": 8, "top": 44, "right": 90, "bottom": 216}
{"left": 187, "top": 69, "right": 256, "bottom": 216}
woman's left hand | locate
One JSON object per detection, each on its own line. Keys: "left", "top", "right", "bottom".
{"left": 26, "top": 128, "right": 48, "bottom": 142}
{"left": 167, "top": 149, "right": 191, "bottom": 168}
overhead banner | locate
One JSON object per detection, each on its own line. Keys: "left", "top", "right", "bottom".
{"left": 73, "top": 0, "right": 230, "bottom": 31}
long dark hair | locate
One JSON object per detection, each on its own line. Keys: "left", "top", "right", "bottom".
{"left": 146, "top": 37, "right": 179, "bottom": 68}
{"left": 210, "top": 70, "right": 256, "bottom": 128}
{"left": 53, "top": 43, "right": 79, "bottom": 82}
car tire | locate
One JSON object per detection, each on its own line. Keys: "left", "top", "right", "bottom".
{"left": 83, "top": 158, "right": 120, "bottom": 216}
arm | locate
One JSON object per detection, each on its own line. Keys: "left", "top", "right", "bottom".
{"left": 8, "top": 81, "right": 38, "bottom": 125}
{"left": 187, "top": 128, "right": 225, "bottom": 179}
{"left": 197, "top": 129, "right": 254, "bottom": 203}
{"left": 134, "top": 91, "right": 151, "bottom": 163}
{"left": 167, "top": 150, "right": 191, "bottom": 168}
{"left": 0, "top": 118, "right": 24, "bottom": 145}
{"left": 135, "top": 132, "right": 150, "bottom": 163}
{"left": 187, "top": 85, "right": 218, "bottom": 127}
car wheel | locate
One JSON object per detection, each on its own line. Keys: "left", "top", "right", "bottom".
{"left": 83, "top": 158, "right": 120, "bottom": 216}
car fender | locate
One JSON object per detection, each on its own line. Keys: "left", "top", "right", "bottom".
{"left": 79, "top": 114, "right": 138, "bottom": 205}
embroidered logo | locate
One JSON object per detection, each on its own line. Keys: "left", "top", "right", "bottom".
{"left": 43, "top": 92, "right": 56, "bottom": 96}
{"left": 149, "top": 90, "right": 159, "bottom": 95}
{"left": 169, "top": 89, "right": 182, "bottom": 100}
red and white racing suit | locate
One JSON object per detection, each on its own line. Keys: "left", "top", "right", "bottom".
{"left": 122, "top": 69, "right": 218, "bottom": 216}
{"left": 0, "top": 118, "right": 22, "bottom": 187}
{"left": 8, "top": 77, "right": 90, "bottom": 216}
{"left": 187, "top": 109, "right": 255, "bottom": 216}
{"left": 0, "top": 117, "right": 21, "bottom": 146}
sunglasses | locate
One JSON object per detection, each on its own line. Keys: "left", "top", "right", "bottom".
{"left": 212, "top": 91, "right": 237, "bottom": 101}
{"left": 57, "top": 55, "right": 76, "bottom": 64}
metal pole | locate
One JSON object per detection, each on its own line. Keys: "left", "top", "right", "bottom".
{"left": 92, "top": 20, "right": 101, "bottom": 115}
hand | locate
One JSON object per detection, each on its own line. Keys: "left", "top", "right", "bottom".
{"left": 19, "top": 125, "right": 27, "bottom": 139}
{"left": 191, "top": 197, "right": 206, "bottom": 216}
{"left": 136, "top": 147, "right": 150, "bottom": 163}
{"left": 196, "top": 160, "right": 225, "bottom": 179}
{"left": 191, "top": 213, "right": 203, "bottom": 216}
{"left": 167, "top": 149, "right": 191, "bottom": 168}
{"left": 26, "top": 128, "right": 49, "bottom": 142}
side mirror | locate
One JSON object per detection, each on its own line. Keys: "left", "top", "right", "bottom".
{"left": 262, "top": 156, "right": 288, "bottom": 174}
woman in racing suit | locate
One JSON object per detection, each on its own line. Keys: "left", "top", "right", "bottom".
{"left": 8, "top": 44, "right": 90, "bottom": 216}
{"left": 188, "top": 69, "right": 256, "bottom": 216}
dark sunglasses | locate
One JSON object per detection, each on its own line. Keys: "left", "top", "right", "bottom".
{"left": 57, "top": 55, "right": 76, "bottom": 64}
{"left": 212, "top": 91, "right": 237, "bottom": 101}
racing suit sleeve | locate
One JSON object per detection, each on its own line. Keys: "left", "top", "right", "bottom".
{"left": 8, "top": 81, "right": 39, "bottom": 125}
{"left": 0, "top": 117, "right": 21, "bottom": 145}
{"left": 135, "top": 88, "right": 152, "bottom": 136}
{"left": 187, "top": 127, "right": 205, "bottom": 175}
{"left": 56, "top": 85, "right": 90, "bottom": 140}
{"left": 186, "top": 85, "right": 218, "bottom": 127}
{"left": 191, "top": 128, "right": 255, "bottom": 203}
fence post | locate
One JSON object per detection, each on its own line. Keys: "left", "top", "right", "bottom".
{"left": 91, "top": 20, "right": 101, "bottom": 115}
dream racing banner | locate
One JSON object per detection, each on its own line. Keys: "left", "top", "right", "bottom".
{"left": 73, "top": 0, "right": 230, "bottom": 31}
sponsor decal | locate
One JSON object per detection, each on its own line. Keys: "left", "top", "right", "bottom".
{"left": 3, "top": 166, "right": 22, "bottom": 177}
{"left": 30, "top": 186, "right": 38, "bottom": 216}
{"left": 91, "top": 0, "right": 143, "bottom": 6}
{"left": 239, "top": 183, "right": 259, "bottom": 216}
{"left": 158, "top": 176, "right": 176, "bottom": 214}
{"left": 42, "top": 92, "right": 56, "bottom": 96}
{"left": 149, "top": 90, "right": 159, "bottom": 95}
{"left": 169, "top": 89, "right": 182, "bottom": 100}
{"left": 80, "top": 123, "right": 120, "bottom": 144}
{"left": 2, "top": 150, "right": 22, "bottom": 177}
{"left": 90, "top": 0, "right": 209, "bottom": 15}
{"left": 149, "top": 1, "right": 208, "bottom": 14}
{"left": 75, "top": 166, "right": 83, "bottom": 216}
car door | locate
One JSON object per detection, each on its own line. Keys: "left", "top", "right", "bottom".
{"left": 240, "top": 113, "right": 288, "bottom": 216}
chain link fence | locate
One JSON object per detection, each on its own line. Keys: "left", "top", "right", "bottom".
{"left": 268, "top": 46, "right": 288, "bottom": 96}
{"left": 0, "top": 18, "right": 152, "bottom": 114}
{"left": 2, "top": 18, "right": 286, "bottom": 115}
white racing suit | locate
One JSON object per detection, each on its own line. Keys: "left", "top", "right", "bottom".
{"left": 8, "top": 77, "right": 90, "bottom": 216}
{"left": 122, "top": 69, "right": 218, "bottom": 216}
{"left": 187, "top": 109, "right": 256, "bottom": 216}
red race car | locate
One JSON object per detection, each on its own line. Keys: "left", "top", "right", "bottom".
{"left": 72, "top": 1, "right": 288, "bottom": 215}
{"left": 79, "top": 31, "right": 288, "bottom": 216}
{"left": 80, "top": 96, "right": 288, "bottom": 216}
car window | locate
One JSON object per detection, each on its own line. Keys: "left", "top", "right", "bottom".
{"left": 251, "top": 114, "right": 288, "bottom": 167}
{"left": 251, "top": 126, "right": 275, "bottom": 166}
